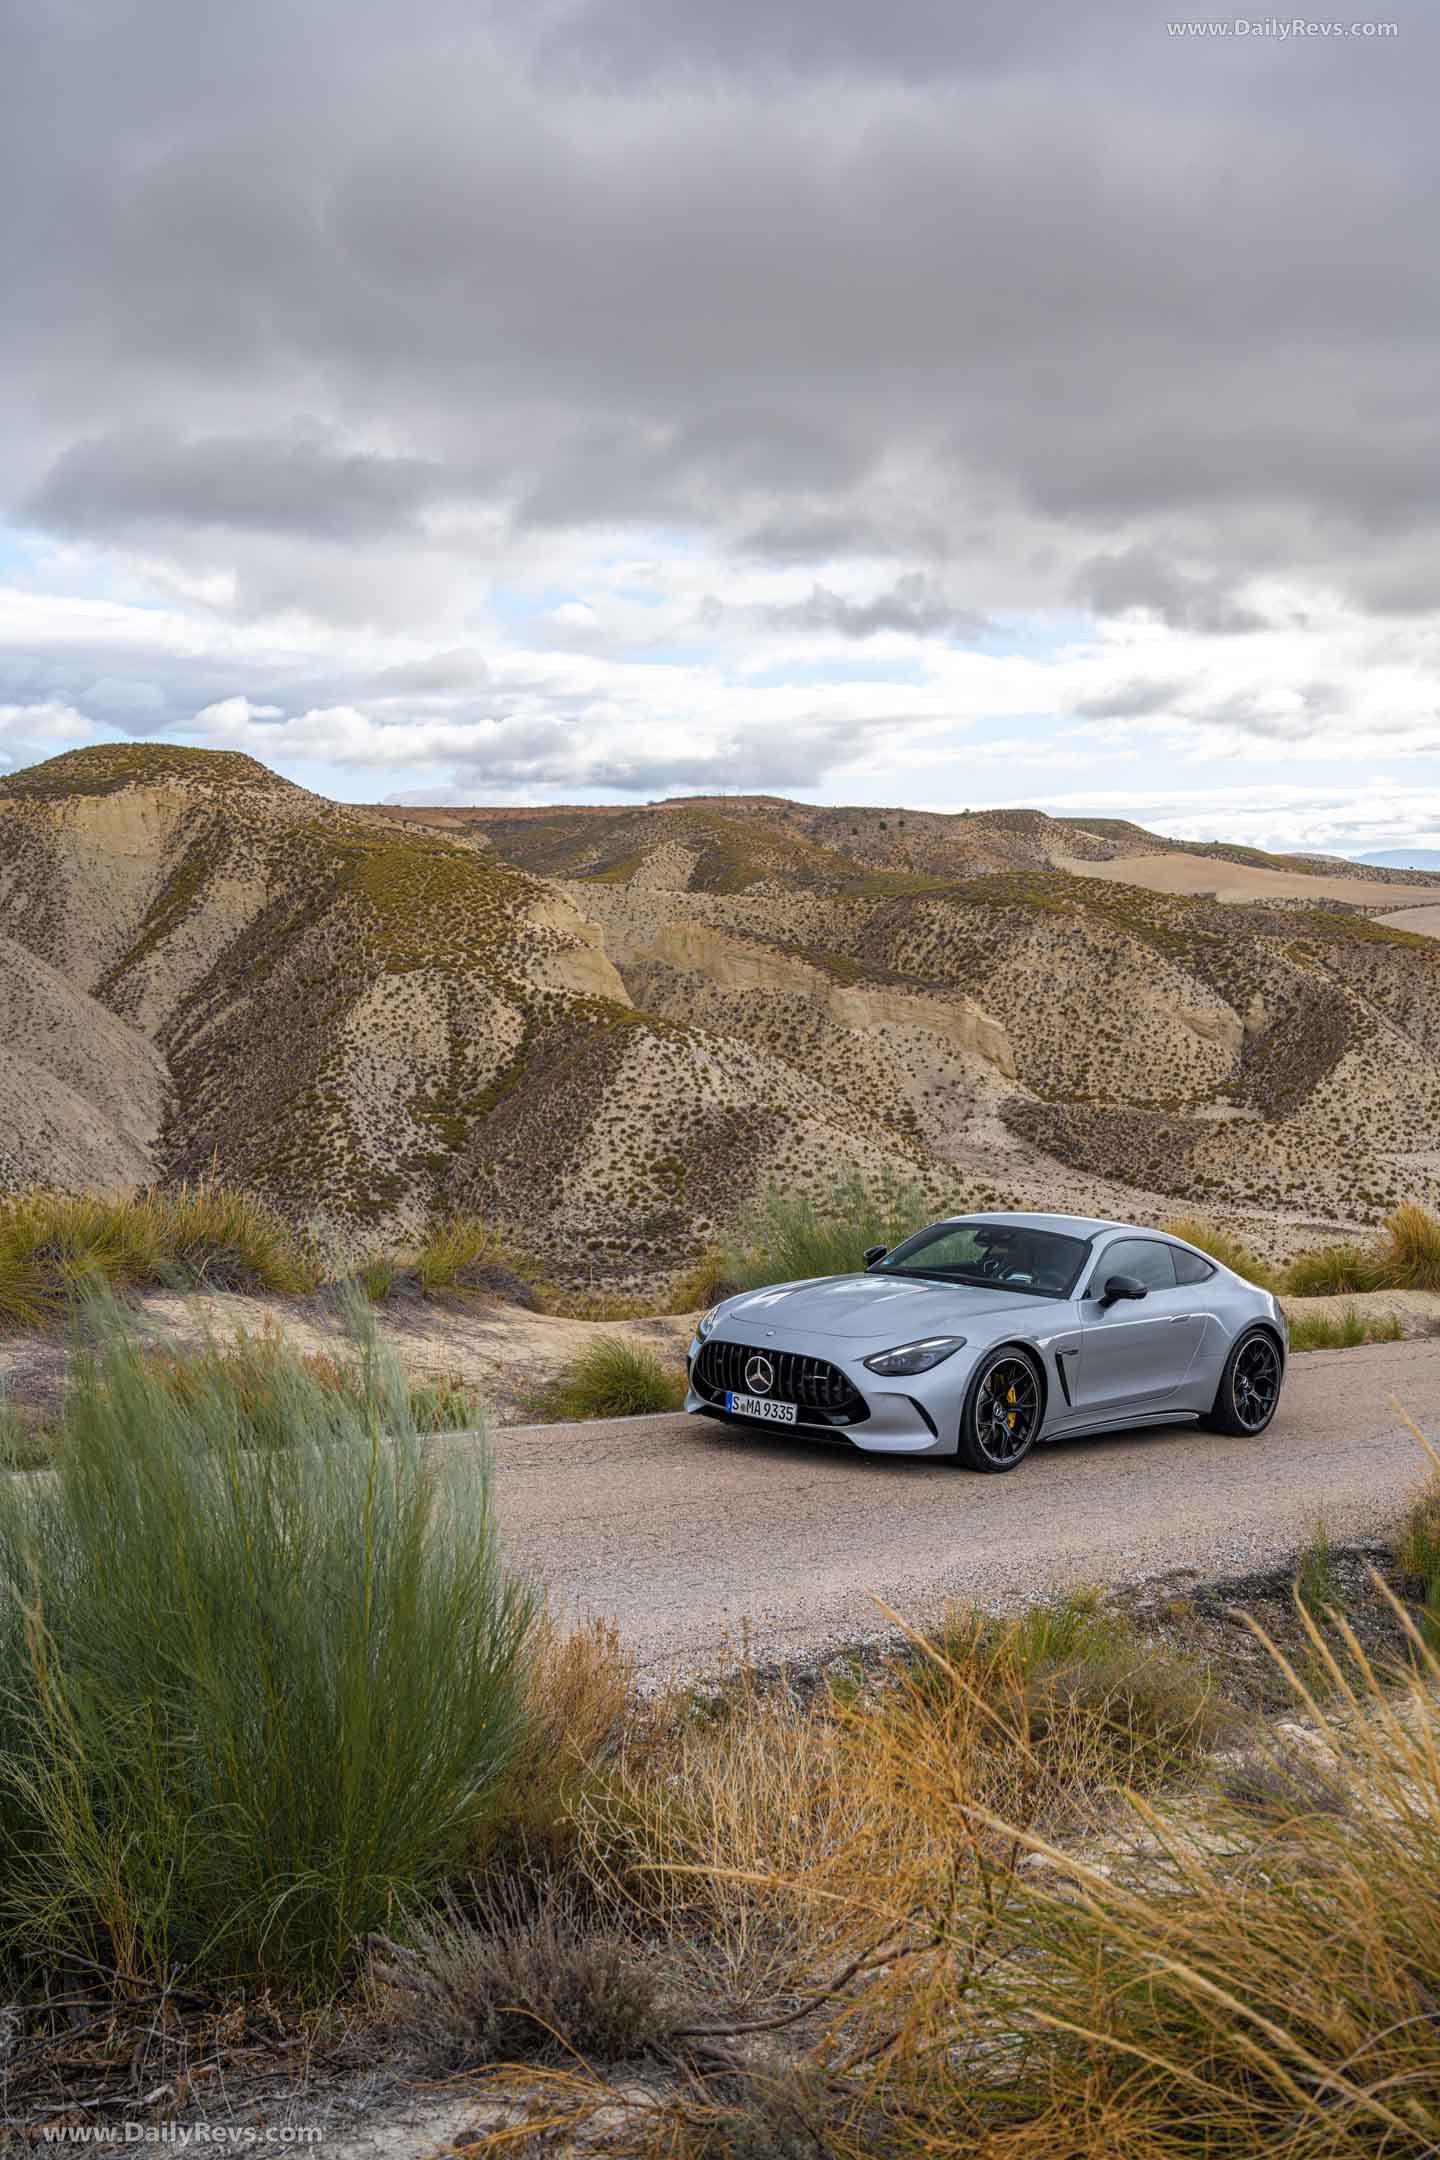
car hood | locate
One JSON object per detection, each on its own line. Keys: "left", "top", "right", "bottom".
{"left": 717, "top": 1273, "right": 1060, "bottom": 1340}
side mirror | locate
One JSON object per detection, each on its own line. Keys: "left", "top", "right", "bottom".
{"left": 1099, "top": 1273, "right": 1147, "bottom": 1308}
{"left": 863, "top": 1245, "right": 888, "bottom": 1269}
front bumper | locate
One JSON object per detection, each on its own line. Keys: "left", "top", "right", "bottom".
{"left": 685, "top": 1329, "right": 957, "bottom": 1455}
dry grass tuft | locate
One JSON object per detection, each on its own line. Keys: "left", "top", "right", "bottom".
{"left": 0, "top": 1183, "right": 318, "bottom": 1328}
{"left": 1383, "top": 1201, "right": 1440, "bottom": 1291}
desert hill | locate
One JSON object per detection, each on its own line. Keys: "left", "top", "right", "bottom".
{"left": 379, "top": 793, "right": 1440, "bottom": 894}
{"left": 5, "top": 745, "right": 1440, "bottom": 1279}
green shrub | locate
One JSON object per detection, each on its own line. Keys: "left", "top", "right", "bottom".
{"left": 1282, "top": 1243, "right": 1388, "bottom": 1297}
{"left": 0, "top": 1301, "right": 534, "bottom": 1987}
{"left": 0, "top": 1184, "right": 317, "bottom": 1329}
{"left": 546, "top": 1339, "right": 685, "bottom": 1420}
{"left": 720, "top": 1168, "right": 931, "bottom": 1293}
{"left": 412, "top": 1215, "right": 511, "bottom": 1300}
{"left": 1160, "top": 1217, "right": 1280, "bottom": 1290}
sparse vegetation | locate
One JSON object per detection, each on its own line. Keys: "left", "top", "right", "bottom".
{"left": 352, "top": 1214, "right": 536, "bottom": 1307}
{"left": 1285, "top": 1305, "right": 1404, "bottom": 1351}
{"left": 1169, "top": 1205, "right": 1440, "bottom": 1302}
{"left": 543, "top": 1338, "right": 686, "bottom": 1419}
{"left": 719, "top": 1167, "right": 934, "bottom": 1294}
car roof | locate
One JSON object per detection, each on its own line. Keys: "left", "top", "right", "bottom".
{"left": 938, "top": 1210, "right": 1130, "bottom": 1240}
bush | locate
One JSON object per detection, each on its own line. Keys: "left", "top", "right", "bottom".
{"left": 546, "top": 1339, "right": 685, "bottom": 1420}
{"left": 1283, "top": 1242, "right": 1388, "bottom": 1297}
{"left": 412, "top": 1215, "right": 515, "bottom": 1301}
{"left": 1384, "top": 1201, "right": 1440, "bottom": 1291}
{"left": 1160, "top": 1217, "right": 1280, "bottom": 1290}
{"left": 0, "top": 1300, "right": 534, "bottom": 1987}
{"left": 720, "top": 1168, "right": 932, "bottom": 1294}
{"left": 0, "top": 1184, "right": 317, "bottom": 1328}
{"left": 371, "top": 1882, "right": 669, "bottom": 2070}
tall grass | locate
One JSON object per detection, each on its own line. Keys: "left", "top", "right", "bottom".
{"left": 0, "top": 1300, "right": 534, "bottom": 1987}
{"left": 1384, "top": 1201, "right": 1440, "bottom": 1291}
{"left": 840, "top": 1600, "right": 1440, "bottom": 2160}
{"left": 719, "top": 1168, "right": 932, "bottom": 1294}
{"left": 0, "top": 1184, "right": 318, "bottom": 1328}
{"left": 1283, "top": 1242, "right": 1389, "bottom": 1297}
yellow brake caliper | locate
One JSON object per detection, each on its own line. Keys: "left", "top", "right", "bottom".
{"left": 1006, "top": 1383, "right": 1017, "bottom": 1429}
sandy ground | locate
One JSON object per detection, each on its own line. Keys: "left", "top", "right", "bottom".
{"left": 1052, "top": 850, "right": 1440, "bottom": 909}
{"left": 1378, "top": 903, "right": 1440, "bottom": 940}
{"left": 0, "top": 1290, "right": 698, "bottom": 1434}
{"left": 457, "top": 1337, "right": 1440, "bottom": 1679}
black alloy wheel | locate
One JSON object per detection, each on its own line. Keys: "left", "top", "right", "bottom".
{"left": 1205, "top": 1327, "right": 1283, "bottom": 1436}
{"left": 956, "top": 1349, "right": 1043, "bottom": 1472}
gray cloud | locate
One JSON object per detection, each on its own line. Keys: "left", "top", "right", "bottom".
{"left": 0, "top": 0, "right": 1438, "bottom": 796}
{"left": 1073, "top": 547, "right": 1268, "bottom": 635}
{"left": 759, "top": 572, "right": 987, "bottom": 640}
{"left": 1073, "top": 676, "right": 1188, "bottom": 722}
{"left": 26, "top": 428, "right": 453, "bottom": 542}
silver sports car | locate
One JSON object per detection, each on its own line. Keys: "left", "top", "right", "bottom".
{"left": 686, "top": 1211, "right": 1288, "bottom": 1471}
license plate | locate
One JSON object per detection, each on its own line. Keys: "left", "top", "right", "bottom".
{"left": 725, "top": 1391, "right": 797, "bottom": 1425}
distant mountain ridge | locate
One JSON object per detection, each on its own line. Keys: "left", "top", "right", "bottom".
{"left": 1355, "top": 848, "right": 1440, "bottom": 871}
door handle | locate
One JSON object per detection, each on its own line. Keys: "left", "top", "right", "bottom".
{"left": 1168, "top": 1314, "right": 1195, "bottom": 1323}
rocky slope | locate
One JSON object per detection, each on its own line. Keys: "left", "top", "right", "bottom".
{"left": 5, "top": 746, "right": 1440, "bottom": 1278}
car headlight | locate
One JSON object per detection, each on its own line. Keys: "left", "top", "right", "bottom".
{"left": 695, "top": 1304, "right": 723, "bottom": 1340}
{"left": 862, "top": 1335, "right": 968, "bottom": 1376}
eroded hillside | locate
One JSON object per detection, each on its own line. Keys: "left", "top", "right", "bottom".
{"left": 5, "top": 748, "right": 1440, "bottom": 1279}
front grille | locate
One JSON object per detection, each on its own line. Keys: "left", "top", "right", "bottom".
{"left": 693, "top": 1338, "right": 869, "bottom": 1424}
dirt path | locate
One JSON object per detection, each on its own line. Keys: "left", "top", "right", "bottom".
{"left": 471, "top": 1338, "right": 1440, "bottom": 1676}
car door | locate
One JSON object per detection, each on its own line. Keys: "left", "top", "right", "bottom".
{"left": 1072, "top": 1238, "right": 1206, "bottom": 1417}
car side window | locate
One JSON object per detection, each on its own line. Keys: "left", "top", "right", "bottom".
{"left": 1171, "top": 1247, "right": 1216, "bottom": 1286}
{"left": 1091, "top": 1239, "right": 1177, "bottom": 1293}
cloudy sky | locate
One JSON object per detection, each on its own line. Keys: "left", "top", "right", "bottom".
{"left": 1, "top": 0, "right": 1436, "bottom": 853}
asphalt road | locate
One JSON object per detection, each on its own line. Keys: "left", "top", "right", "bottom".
{"left": 477, "top": 1339, "right": 1440, "bottom": 1677}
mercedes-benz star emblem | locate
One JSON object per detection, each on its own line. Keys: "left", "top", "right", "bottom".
{"left": 744, "top": 1353, "right": 774, "bottom": 1396}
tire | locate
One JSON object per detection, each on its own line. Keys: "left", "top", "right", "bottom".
{"left": 955, "top": 1347, "right": 1044, "bottom": 1473}
{"left": 1203, "top": 1326, "right": 1284, "bottom": 1436}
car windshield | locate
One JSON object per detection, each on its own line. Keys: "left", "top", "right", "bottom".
{"left": 873, "top": 1220, "right": 1089, "bottom": 1298}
